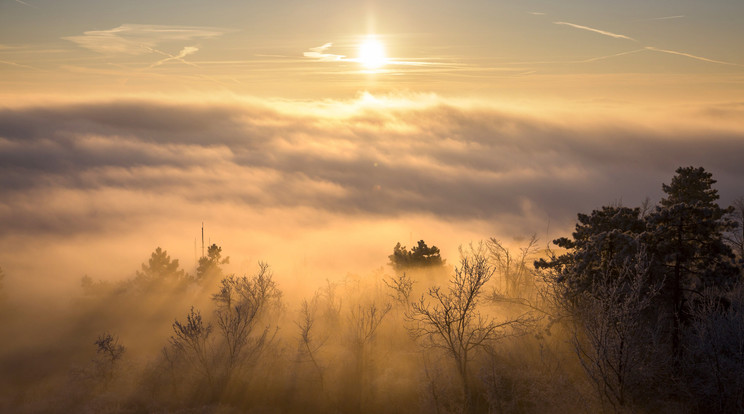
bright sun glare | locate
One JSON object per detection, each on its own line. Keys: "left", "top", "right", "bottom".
{"left": 358, "top": 37, "right": 386, "bottom": 69}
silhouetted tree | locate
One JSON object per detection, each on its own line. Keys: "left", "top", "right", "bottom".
{"left": 295, "top": 295, "right": 327, "bottom": 393}
{"left": 567, "top": 248, "right": 664, "bottom": 410}
{"left": 133, "top": 247, "right": 190, "bottom": 292}
{"left": 93, "top": 332, "right": 126, "bottom": 389}
{"left": 535, "top": 206, "right": 646, "bottom": 302}
{"left": 383, "top": 272, "right": 415, "bottom": 305}
{"left": 196, "top": 244, "right": 229, "bottom": 282}
{"left": 408, "top": 244, "right": 531, "bottom": 413}
{"left": 487, "top": 234, "right": 540, "bottom": 298}
{"left": 645, "top": 166, "right": 739, "bottom": 361}
{"left": 170, "top": 306, "right": 214, "bottom": 388}
{"left": 725, "top": 196, "right": 744, "bottom": 262}
{"left": 389, "top": 240, "right": 444, "bottom": 271}
{"left": 211, "top": 262, "right": 281, "bottom": 385}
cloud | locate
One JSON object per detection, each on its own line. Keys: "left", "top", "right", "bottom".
{"left": 554, "top": 21, "right": 636, "bottom": 41}
{"left": 64, "top": 24, "right": 226, "bottom": 55}
{"left": 14, "top": 0, "right": 37, "bottom": 8}
{"left": 147, "top": 46, "right": 200, "bottom": 68}
{"left": 641, "top": 15, "right": 685, "bottom": 21}
{"left": 2, "top": 95, "right": 744, "bottom": 293}
{"left": 303, "top": 43, "right": 345, "bottom": 62}
{"left": 1, "top": 96, "right": 743, "bottom": 239}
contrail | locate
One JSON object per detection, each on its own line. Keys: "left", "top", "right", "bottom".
{"left": 554, "top": 21, "right": 636, "bottom": 41}
{"left": 645, "top": 46, "right": 743, "bottom": 67}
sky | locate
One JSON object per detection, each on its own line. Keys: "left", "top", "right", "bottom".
{"left": 1, "top": 0, "right": 743, "bottom": 297}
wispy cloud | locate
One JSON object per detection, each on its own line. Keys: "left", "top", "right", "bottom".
{"left": 645, "top": 46, "right": 743, "bottom": 67}
{"left": 64, "top": 24, "right": 227, "bottom": 55}
{"left": 14, "top": 0, "right": 38, "bottom": 9}
{"left": 529, "top": 12, "right": 546, "bottom": 16}
{"left": 147, "top": 46, "right": 200, "bottom": 68}
{"left": 640, "top": 15, "right": 685, "bottom": 21}
{"left": 0, "top": 60, "right": 43, "bottom": 70}
{"left": 303, "top": 43, "right": 345, "bottom": 62}
{"left": 554, "top": 21, "right": 636, "bottom": 41}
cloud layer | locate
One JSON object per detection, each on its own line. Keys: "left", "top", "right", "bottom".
{"left": 1, "top": 95, "right": 743, "bottom": 289}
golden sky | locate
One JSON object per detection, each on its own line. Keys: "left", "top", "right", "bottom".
{"left": 1, "top": 0, "right": 743, "bottom": 296}
{"left": 2, "top": 0, "right": 743, "bottom": 103}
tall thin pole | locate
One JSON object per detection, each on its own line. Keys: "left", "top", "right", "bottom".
{"left": 201, "top": 222, "right": 205, "bottom": 258}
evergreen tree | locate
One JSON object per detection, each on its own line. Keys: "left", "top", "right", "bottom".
{"left": 196, "top": 244, "right": 229, "bottom": 282}
{"left": 645, "top": 166, "right": 739, "bottom": 360}
{"left": 134, "top": 247, "right": 190, "bottom": 291}
{"left": 389, "top": 240, "right": 444, "bottom": 271}
{"left": 535, "top": 205, "right": 646, "bottom": 301}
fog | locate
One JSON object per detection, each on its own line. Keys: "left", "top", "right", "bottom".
{"left": 1, "top": 94, "right": 743, "bottom": 413}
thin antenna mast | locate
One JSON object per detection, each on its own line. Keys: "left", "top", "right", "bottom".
{"left": 201, "top": 222, "right": 205, "bottom": 258}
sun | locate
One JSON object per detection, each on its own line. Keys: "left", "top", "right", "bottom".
{"left": 358, "top": 37, "right": 387, "bottom": 69}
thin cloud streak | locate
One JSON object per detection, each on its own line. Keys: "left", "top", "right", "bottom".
{"left": 14, "top": 0, "right": 38, "bottom": 8}
{"left": 147, "top": 46, "right": 200, "bottom": 69}
{"left": 641, "top": 15, "right": 685, "bottom": 21}
{"left": 645, "top": 46, "right": 744, "bottom": 67}
{"left": 64, "top": 24, "right": 227, "bottom": 55}
{"left": 554, "top": 21, "right": 636, "bottom": 41}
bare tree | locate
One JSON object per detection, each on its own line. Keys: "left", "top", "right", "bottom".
{"left": 346, "top": 301, "right": 392, "bottom": 410}
{"left": 211, "top": 262, "right": 281, "bottom": 384}
{"left": 170, "top": 306, "right": 214, "bottom": 387}
{"left": 684, "top": 284, "right": 744, "bottom": 414}
{"left": 487, "top": 234, "right": 539, "bottom": 298}
{"left": 383, "top": 272, "right": 415, "bottom": 306}
{"left": 568, "top": 248, "right": 664, "bottom": 411}
{"left": 93, "top": 332, "right": 126, "bottom": 389}
{"left": 407, "top": 244, "right": 532, "bottom": 413}
{"left": 296, "top": 295, "right": 327, "bottom": 391}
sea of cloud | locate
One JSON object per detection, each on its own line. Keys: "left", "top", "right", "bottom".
{"left": 1, "top": 93, "right": 742, "bottom": 298}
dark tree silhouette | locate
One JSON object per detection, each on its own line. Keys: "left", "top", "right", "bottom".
{"left": 646, "top": 166, "right": 739, "bottom": 361}
{"left": 93, "top": 332, "right": 126, "bottom": 389}
{"left": 725, "top": 196, "right": 744, "bottom": 261}
{"left": 389, "top": 240, "right": 444, "bottom": 271}
{"left": 133, "top": 247, "right": 190, "bottom": 292}
{"left": 197, "top": 244, "right": 229, "bottom": 282}
{"left": 408, "top": 245, "right": 531, "bottom": 413}
{"left": 535, "top": 205, "right": 646, "bottom": 301}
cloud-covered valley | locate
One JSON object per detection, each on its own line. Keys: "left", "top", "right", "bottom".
{"left": 1, "top": 95, "right": 742, "bottom": 294}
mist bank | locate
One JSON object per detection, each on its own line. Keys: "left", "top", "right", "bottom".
{"left": 1, "top": 94, "right": 743, "bottom": 293}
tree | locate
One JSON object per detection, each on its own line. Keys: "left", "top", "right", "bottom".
{"left": 407, "top": 244, "right": 531, "bottom": 413}
{"left": 383, "top": 272, "right": 415, "bottom": 305}
{"left": 567, "top": 248, "right": 664, "bottom": 410}
{"left": 389, "top": 240, "right": 445, "bottom": 271}
{"left": 93, "top": 332, "right": 126, "bottom": 389}
{"left": 346, "top": 301, "right": 392, "bottom": 411}
{"left": 170, "top": 306, "right": 214, "bottom": 388}
{"left": 211, "top": 262, "right": 281, "bottom": 385}
{"left": 487, "top": 234, "right": 540, "bottom": 298}
{"left": 725, "top": 196, "right": 744, "bottom": 262}
{"left": 646, "top": 166, "right": 739, "bottom": 360}
{"left": 133, "top": 247, "right": 190, "bottom": 292}
{"left": 196, "top": 244, "right": 229, "bottom": 282}
{"left": 535, "top": 205, "right": 646, "bottom": 301}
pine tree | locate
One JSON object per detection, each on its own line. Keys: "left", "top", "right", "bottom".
{"left": 645, "top": 166, "right": 739, "bottom": 361}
